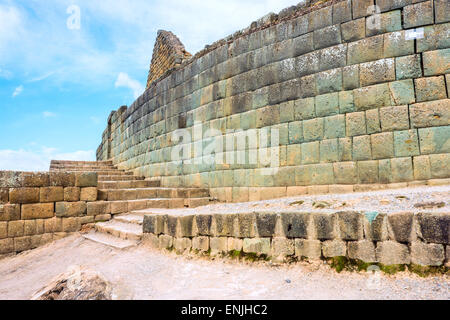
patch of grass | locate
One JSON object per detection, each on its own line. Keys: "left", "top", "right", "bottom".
{"left": 408, "top": 264, "right": 449, "bottom": 277}
{"left": 328, "top": 256, "right": 348, "bottom": 273}
{"left": 312, "top": 201, "right": 330, "bottom": 209}
{"left": 379, "top": 264, "right": 406, "bottom": 275}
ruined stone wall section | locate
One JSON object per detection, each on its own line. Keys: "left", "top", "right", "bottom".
{"left": 97, "top": 0, "right": 450, "bottom": 202}
{"left": 142, "top": 211, "right": 450, "bottom": 267}
{"left": 146, "top": 30, "right": 192, "bottom": 89}
{"left": 0, "top": 171, "right": 103, "bottom": 256}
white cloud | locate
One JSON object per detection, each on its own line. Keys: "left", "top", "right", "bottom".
{"left": 12, "top": 85, "right": 23, "bottom": 97}
{"left": 0, "top": 148, "right": 95, "bottom": 172}
{"left": 42, "top": 111, "right": 57, "bottom": 118}
{"left": 115, "top": 72, "right": 144, "bottom": 99}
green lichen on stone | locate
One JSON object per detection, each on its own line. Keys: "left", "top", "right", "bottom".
{"left": 408, "top": 264, "right": 449, "bottom": 277}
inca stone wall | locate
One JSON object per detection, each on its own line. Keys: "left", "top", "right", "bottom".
{"left": 146, "top": 30, "right": 192, "bottom": 89}
{"left": 0, "top": 171, "right": 101, "bottom": 255}
{"left": 98, "top": 0, "right": 450, "bottom": 202}
{"left": 142, "top": 211, "right": 450, "bottom": 267}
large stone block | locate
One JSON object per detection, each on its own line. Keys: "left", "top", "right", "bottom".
{"left": 212, "top": 213, "right": 235, "bottom": 237}
{"left": 9, "top": 188, "right": 39, "bottom": 204}
{"left": 348, "top": 240, "right": 377, "bottom": 262}
{"left": 416, "top": 212, "right": 449, "bottom": 244}
{"left": 389, "top": 80, "right": 415, "bottom": 105}
{"left": 243, "top": 238, "right": 270, "bottom": 255}
{"left": 337, "top": 211, "right": 363, "bottom": 240}
{"left": 288, "top": 121, "right": 303, "bottom": 144}
{"left": 383, "top": 31, "right": 414, "bottom": 58}
{"left": 39, "top": 187, "right": 63, "bottom": 203}
{"left": 346, "top": 112, "right": 366, "bottom": 136}
{"left": 80, "top": 187, "right": 97, "bottom": 202}
{"left": 87, "top": 201, "right": 110, "bottom": 216}
{"left": 0, "top": 238, "right": 14, "bottom": 254}
{"left": 411, "top": 242, "right": 445, "bottom": 266}
{"left": 192, "top": 236, "right": 209, "bottom": 252}
{"left": 380, "top": 105, "right": 410, "bottom": 131}
{"left": 411, "top": 99, "right": 450, "bottom": 128}
{"left": 352, "top": 135, "right": 372, "bottom": 161}
{"left": 55, "top": 202, "right": 87, "bottom": 217}
{"left": 417, "top": 24, "right": 450, "bottom": 53}
{"left": 301, "top": 142, "right": 320, "bottom": 164}
{"left": 376, "top": 241, "right": 411, "bottom": 265}
{"left": 255, "top": 212, "right": 277, "bottom": 237}
{"left": 303, "top": 118, "right": 324, "bottom": 142}
{"left": 316, "top": 69, "right": 342, "bottom": 95}
{"left": 333, "top": 0, "right": 352, "bottom": 24}
{"left": 8, "top": 220, "right": 24, "bottom": 237}
{"left": 271, "top": 237, "right": 295, "bottom": 260}
{"left": 0, "top": 204, "right": 20, "bottom": 221}
{"left": 418, "top": 126, "right": 450, "bottom": 154}
{"left": 357, "top": 160, "right": 379, "bottom": 184}
{"left": 388, "top": 212, "right": 413, "bottom": 243}
{"left": 393, "top": 130, "right": 420, "bottom": 157}
{"left": 21, "top": 203, "right": 54, "bottom": 220}
{"left": 64, "top": 187, "right": 80, "bottom": 202}
{"left": 195, "top": 214, "right": 212, "bottom": 236}
{"left": 360, "top": 58, "right": 395, "bottom": 87}
{"left": 429, "top": 153, "right": 450, "bottom": 178}
{"left": 313, "top": 25, "right": 341, "bottom": 50}
{"left": 75, "top": 172, "right": 98, "bottom": 187}
{"left": 367, "top": 10, "right": 402, "bottom": 37}
{"left": 312, "top": 212, "right": 336, "bottom": 240}
{"left": 294, "top": 239, "right": 321, "bottom": 259}
{"left": 414, "top": 76, "right": 447, "bottom": 102}
{"left": 348, "top": 35, "right": 383, "bottom": 65}
{"left": 343, "top": 65, "right": 360, "bottom": 90}
{"left": 413, "top": 155, "right": 431, "bottom": 180}
{"left": 281, "top": 212, "right": 309, "bottom": 238}
{"left": 333, "top": 162, "right": 357, "bottom": 184}
{"left": 322, "top": 240, "right": 347, "bottom": 258}
{"left": 354, "top": 83, "right": 391, "bottom": 110}
{"left": 324, "top": 115, "right": 346, "bottom": 139}
{"left": 390, "top": 157, "right": 414, "bottom": 182}
{"left": 0, "top": 222, "right": 7, "bottom": 239}
{"left": 294, "top": 97, "right": 315, "bottom": 121}
{"left": 371, "top": 132, "right": 394, "bottom": 159}
{"left": 320, "top": 139, "right": 339, "bottom": 163}
{"left": 352, "top": 0, "right": 374, "bottom": 19}
{"left": 174, "top": 238, "right": 192, "bottom": 254}
{"left": 403, "top": 1, "right": 434, "bottom": 29}
{"left": 423, "top": 49, "right": 450, "bottom": 76}
{"left": 434, "top": 0, "right": 450, "bottom": 23}
{"left": 44, "top": 217, "right": 62, "bottom": 233}
{"left": 21, "top": 172, "right": 49, "bottom": 187}
{"left": 395, "top": 54, "right": 422, "bottom": 80}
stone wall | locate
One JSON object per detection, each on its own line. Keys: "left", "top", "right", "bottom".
{"left": 98, "top": 0, "right": 450, "bottom": 202}
{"left": 146, "top": 30, "right": 192, "bottom": 89}
{"left": 0, "top": 171, "right": 104, "bottom": 256}
{"left": 143, "top": 211, "right": 450, "bottom": 267}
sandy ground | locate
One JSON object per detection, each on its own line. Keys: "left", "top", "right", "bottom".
{"left": 0, "top": 234, "right": 448, "bottom": 300}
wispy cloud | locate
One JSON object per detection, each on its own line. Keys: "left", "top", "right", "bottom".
{"left": 115, "top": 72, "right": 144, "bottom": 99}
{"left": 12, "top": 85, "right": 23, "bottom": 97}
{"left": 42, "top": 111, "right": 57, "bottom": 118}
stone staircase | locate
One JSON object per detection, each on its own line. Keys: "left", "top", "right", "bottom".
{"left": 50, "top": 160, "right": 212, "bottom": 248}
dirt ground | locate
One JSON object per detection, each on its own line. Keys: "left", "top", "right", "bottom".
{"left": 0, "top": 234, "right": 448, "bottom": 300}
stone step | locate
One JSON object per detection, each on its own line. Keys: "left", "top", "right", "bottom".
{"left": 51, "top": 160, "right": 113, "bottom": 165}
{"left": 98, "top": 180, "right": 160, "bottom": 189}
{"left": 95, "top": 220, "right": 143, "bottom": 241}
{"left": 110, "top": 197, "right": 211, "bottom": 214}
{"left": 83, "top": 231, "right": 139, "bottom": 249}
{"left": 63, "top": 170, "right": 132, "bottom": 176}
{"left": 50, "top": 166, "right": 117, "bottom": 170}
{"left": 114, "top": 213, "right": 144, "bottom": 225}
{"left": 99, "top": 188, "right": 210, "bottom": 201}
{"left": 98, "top": 175, "right": 145, "bottom": 181}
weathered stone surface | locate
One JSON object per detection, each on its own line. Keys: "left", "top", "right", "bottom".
{"left": 360, "top": 58, "right": 395, "bottom": 86}
{"left": 337, "top": 211, "right": 362, "bottom": 240}
{"left": 271, "top": 237, "right": 295, "bottom": 259}
{"left": 55, "top": 202, "right": 87, "bottom": 218}
{"left": 376, "top": 241, "right": 410, "bottom": 265}
{"left": 75, "top": 172, "right": 98, "bottom": 187}
{"left": 371, "top": 132, "right": 394, "bottom": 159}
{"left": 423, "top": 49, "right": 450, "bottom": 76}
{"left": 411, "top": 242, "right": 445, "bottom": 266}
{"left": 294, "top": 239, "right": 321, "bottom": 259}
{"left": 210, "top": 237, "right": 228, "bottom": 254}
{"left": 213, "top": 214, "right": 235, "bottom": 237}
{"left": 394, "top": 130, "right": 420, "bottom": 157}
{"left": 195, "top": 214, "right": 212, "bottom": 236}
{"left": 174, "top": 237, "right": 192, "bottom": 254}
{"left": 415, "top": 76, "right": 447, "bottom": 102}
{"left": 322, "top": 240, "right": 346, "bottom": 258}
{"left": 8, "top": 220, "right": 24, "bottom": 237}
{"left": 237, "top": 213, "right": 256, "bottom": 238}
{"left": 80, "top": 187, "right": 97, "bottom": 202}
{"left": 159, "top": 234, "right": 173, "bottom": 249}
{"left": 416, "top": 212, "right": 449, "bottom": 244}
{"left": 387, "top": 212, "right": 413, "bottom": 243}
{"left": 403, "top": 1, "right": 434, "bottom": 29}
{"left": 0, "top": 238, "right": 14, "bottom": 254}
{"left": 395, "top": 54, "right": 422, "bottom": 80}
{"left": 348, "top": 240, "right": 377, "bottom": 262}
{"left": 380, "top": 105, "right": 410, "bottom": 131}
{"left": 243, "top": 238, "right": 270, "bottom": 255}
{"left": 44, "top": 217, "right": 62, "bottom": 233}
{"left": 87, "top": 201, "right": 110, "bottom": 216}
{"left": 312, "top": 212, "right": 336, "bottom": 240}
{"left": 281, "top": 212, "right": 309, "bottom": 238}
{"left": 192, "top": 236, "right": 209, "bottom": 252}
{"left": 409, "top": 99, "right": 450, "bottom": 128}
{"left": 0, "top": 204, "right": 20, "bottom": 221}
{"left": 9, "top": 188, "right": 40, "bottom": 204}
{"left": 22, "top": 203, "right": 54, "bottom": 220}
{"left": 255, "top": 212, "right": 277, "bottom": 237}
{"left": 178, "top": 215, "right": 195, "bottom": 237}
{"left": 62, "top": 217, "right": 81, "bottom": 232}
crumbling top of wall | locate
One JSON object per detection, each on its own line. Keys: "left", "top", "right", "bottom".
{"left": 146, "top": 30, "right": 192, "bottom": 89}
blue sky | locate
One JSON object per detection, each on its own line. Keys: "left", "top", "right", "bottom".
{"left": 0, "top": 0, "right": 297, "bottom": 171}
